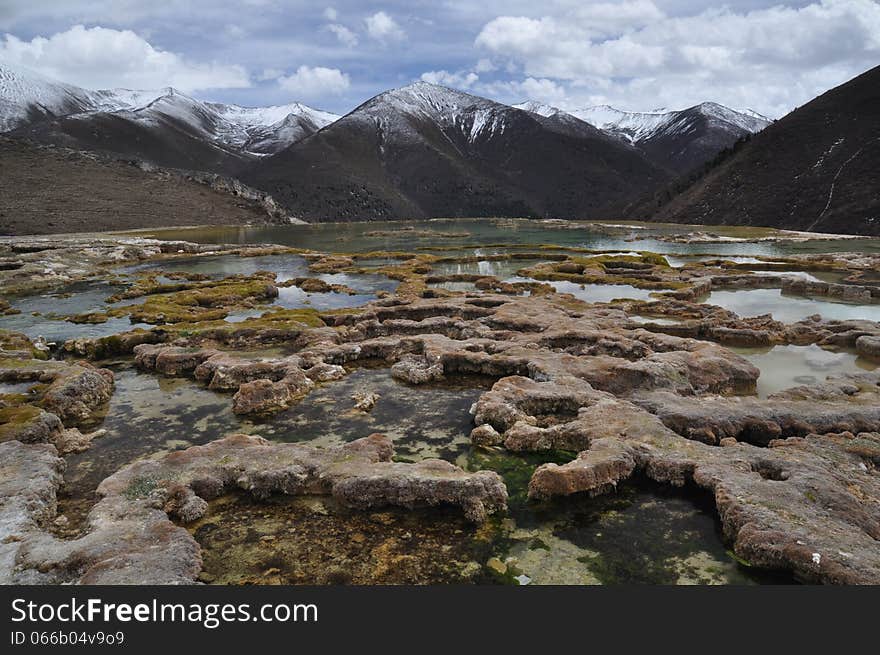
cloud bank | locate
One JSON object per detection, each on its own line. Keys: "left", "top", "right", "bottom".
{"left": 0, "top": 24, "right": 250, "bottom": 91}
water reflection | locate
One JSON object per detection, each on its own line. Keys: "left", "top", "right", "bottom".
{"left": 507, "top": 276, "right": 654, "bottom": 302}
{"left": 731, "top": 344, "right": 877, "bottom": 397}
{"left": 705, "top": 288, "right": 880, "bottom": 323}
{"left": 132, "top": 218, "right": 880, "bottom": 258}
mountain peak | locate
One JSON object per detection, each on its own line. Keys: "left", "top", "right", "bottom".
{"left": 690, "top": 101, "right": 772, "bottom": 132}
{"left": 362, "top": 81, "right": 504, "bottom": 116}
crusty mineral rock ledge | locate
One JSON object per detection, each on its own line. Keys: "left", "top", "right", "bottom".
{"left": 26, "top": 284, "right": 880, "bottom": 583}
{"left": 618, "top": 297, "right": 880, "bottom": 348}
{"left": 0, "top": 335, "right": 114, "bottom": 453}
{"left": 634, "top": 373, "right": 880, "bottom": 445}
{"left": 8, "top": 434, "right": 506, "bottom": 584}
{"left": 130, "top": 295, "right": 767, "bottom": 418}
{"left": 0, "top": 440, "right": 65, "bottom": 584}
{"left": 0, "top": 235, "right": 299, "bottom": 296}
{"left": 469, "top": 375, "right": 880, "bottom": 583}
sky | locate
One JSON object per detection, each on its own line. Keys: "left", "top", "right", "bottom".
{"left": 0, "top": 0, "right": 878, "bottom": 118}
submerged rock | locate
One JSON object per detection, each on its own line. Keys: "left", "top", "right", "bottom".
{"left": 352, "top": 390, "right": 379, "bottom": 412}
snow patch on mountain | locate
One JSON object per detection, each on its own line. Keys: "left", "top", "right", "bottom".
{"left": 357, "top": 82, "right": 518, "bottom": 144}
{"left": 692, "top": 102, "right": 771, "bottom": 134}
{"left": 570, "top": 106, "right": 674, "bottom": 142}
{"left": 571, "top": 103, "right": 771, "bottom": 143}
{"left": 208, "top": 102, "right": 338, "bottom": 131}
{"left": 513, "top": 101, "right": 560, "bottom": 118}
{"left": 0, "top": 60, "right": 96, "bottom": 131}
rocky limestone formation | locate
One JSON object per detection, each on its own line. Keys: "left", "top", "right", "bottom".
{"left": 470, "top": 376, "right": 880, "bottom": 583}
{"left": 0, "top": 440, "right": 66, "bottom": 584}
{"left": 1, "top": 337, "right": 114, "bottom": 451}
{"left": 7, "top": 247, "right": 880, "bottom": 585}
{"left": 40, "top": 366, "right": 115, "bottom": 425}
{"left": 634, "top": 373, "right": 880, "bottom": 446}
{"left": 8, "top": 434, "right": 506, "bottom": 584}
{"left": 857, "top": 335, "right": 880, "bottom": 360}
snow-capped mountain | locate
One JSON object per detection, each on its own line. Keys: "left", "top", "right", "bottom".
{"left": 515, "top": 100, "right": 771, "bottom": 173}
{"left": 569, "top": 102, "right": 770, "bottom": 143}
{"left": 350, "top": 81, "right": 517, "bottom": 145}
{"left": 85, "top": 88, "right": 339, "bottom": 156}
{"left": 0, "top": 61, "right": 98, "bottom": 131}
{"left": 206, "top": 101, "right": 340, "bottom": 154}
{"left": 0, "top": 60, "right": 339, "bottom": 163}
{"left": 243, "top": 82, "right": 669, "bottom": 221}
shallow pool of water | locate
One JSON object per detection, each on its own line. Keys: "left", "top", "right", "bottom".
{"left": 731, "top": 344, "right": 877, "bottom": 397}
{"left": 1, "top": 252, "right": 398, "bottom": 341}
{"left": 125, "top": 253, "right": 397, "bottom": 312}
{"left": 131, "top": 219, "right": 880, "bottom": 258}
{"left": 628, "top": 314, "right": 685, "bottom": 326}
{"left": 0, "top": 380, "right": 38, "bottom": 395}
{"left": 256, "top": 368, "right": 490, "bottom": 461}
{"left": 705, "top": 288, "right": 880, "bottom": 323}
{"left": 58, "top": 366, "right": 250, "bottom": 525}
{"left": 174, "top": 367, "right": 772, "bottom": 585}
{"left": 508, "top": 480, "right": 788, "bottom": 585}
{"left": 508, "top": 277, "right": 655, "bottom": 303}
{"left": 188, "top": 494, "right": 499, "bottom": 585}
{"left": 0, "top": 280, "right": 149, "bottom": 342}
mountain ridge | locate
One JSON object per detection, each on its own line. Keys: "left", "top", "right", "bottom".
{"left": 626, "top": 64, "right": 880, "bottom": 236}
{"left": 240, "top": 81, "right": 670, "bottom": 221}
{"left": 0, "top": 60, "right": 339, "bottom": 167}
{"left": 515, "top": 100, "right": 771, "bottom": 174}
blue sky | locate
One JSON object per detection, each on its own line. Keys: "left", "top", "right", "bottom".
{"left": 1, "top": 1, "right": 878, "bottom": 117}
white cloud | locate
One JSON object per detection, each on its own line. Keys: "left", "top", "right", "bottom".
{"left": 420, "top": 69, "right": 478, "bottom": 89}
{"left": 478, "top": 77, "right": 568, "bottom": 107}
{"left": 474, "top": 58, "right": 496, "bottom": 74}
{"left": 277, "top": 65, "right": 350, "bottom": 98}
{"left": 0, "top": 24, "right": 249, "bottom": 91}
{"left": 475, "top": 0, "right": 880, "bottom": 116}
{"left": 323, "top": 7, "right": 338, "bottom": 21}
{"left": 365, "top": 11, "right": 404, "bottom": 42}
{"left": 257, "top": 67, "right": 283, "bottom": 81}
{"left": 326, "top": 23, "right": 358, "bottom": 47}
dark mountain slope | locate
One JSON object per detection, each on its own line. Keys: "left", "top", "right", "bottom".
{"left": 242, "top": 83, "right": 669, "bottom": 221}
{"left": 628, "top": 65, "right": 880, "bottom": 235}
{"left": 10, "top": 93, "right": 251, "bottom": 175}
{"left": 0, "top": 138, "right": 282, "bottom": 235}
{"left": 633, "top": 103, "right": 771, "bottom": 174}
